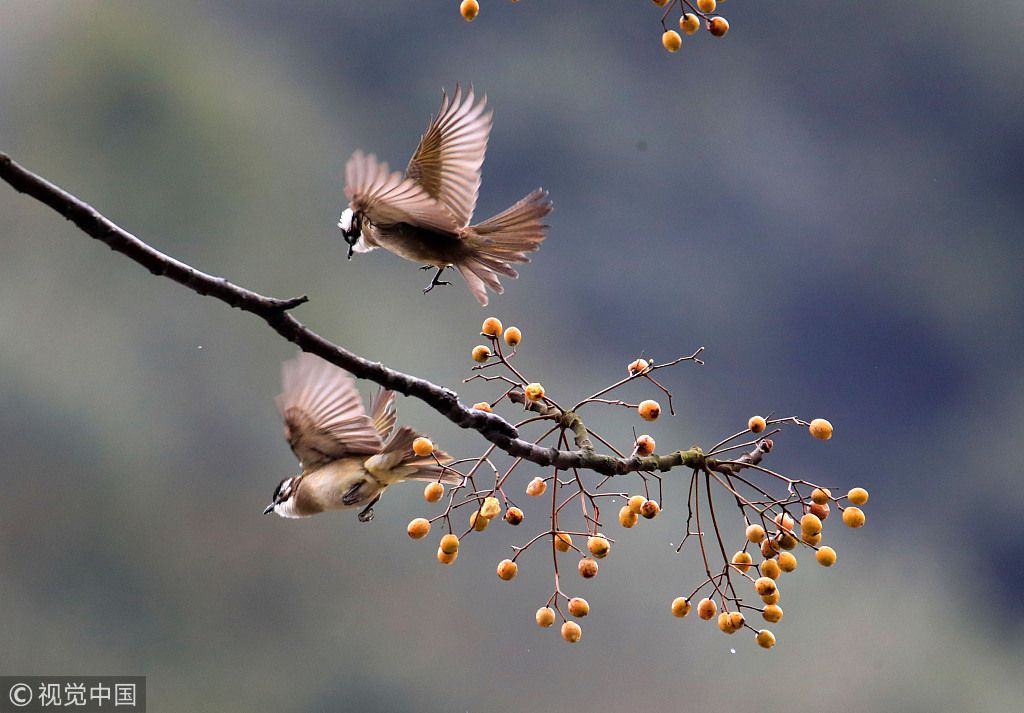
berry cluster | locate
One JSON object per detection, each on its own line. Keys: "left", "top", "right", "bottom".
{"left": 654, "top": 0, "right": 731, "bottom": 53}
{"left": 404, "top": 317, "right": 869, "bottom": 648}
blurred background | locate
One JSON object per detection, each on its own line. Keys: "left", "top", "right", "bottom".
{"left": 2, "top": 1, "right": 1023, "bottom": 711}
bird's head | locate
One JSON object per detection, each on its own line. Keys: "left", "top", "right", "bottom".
{"left": 338, "top": 208, "right": 361, "bottom": 260}
{"left": 264, "top": 476, "right": 302, "bottom": 518}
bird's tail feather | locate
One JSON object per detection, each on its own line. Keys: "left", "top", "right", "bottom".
{"left": 365, "top": 426, "right": 461, "bottom": 485}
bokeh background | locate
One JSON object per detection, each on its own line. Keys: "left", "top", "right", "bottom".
{"left": 2, "top": 1, "right": 1023, "bottom": 711}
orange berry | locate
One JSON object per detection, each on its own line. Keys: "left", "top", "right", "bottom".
{"left": 680, "top": 12, "right": 700, "bottom": 35}
{"left": 755, "top": 577, "right": 777, "bottom": 597}
{"left": 505, "top": 507, "right": 524, "bottom": 526}
{"left": 481, "top": 317, "right": 503, "bottom": 338}
{"left": 809, "top": 418, "right": 833, "bottom": 440}
{"left": 524, "top": 382, "right": 546, "bottom": 401}
{"left": 748, "top": 415, "right": 767, "bottom": 433}
{"left": 407, "top": 518, "right": 431, "bottom": 539}
{"left": 848, "top": 487, "right": 869, "bottom": 505}
{"left": 578, "top": 557, "right": 599, "bottom": 578}
{"left": 472, "top": 401, "right": 493, "bottom": 412}
{"left": 424, "top": 481, "right": 444, "bottom": 502}
{"left": 638, "top": 400, "right": 661, "bottom": 421}
{"left": 412, "top": 437, "right": 435, "bottom": 457}
{"left": 568, "top": 597, "right": 590, "bottom": 617}
{"left": 439, "top": 533, "right": 460, "bottom": 555}
{"left": 760, "top": 589, "right": 780, "bottom": 606}
{"left": 808, "top": 501, "right": 830, "bottom": 520}
{"left": 800, "top": 513, "right": 823, "bottom": 537}
{"left": 469, "top": 510, "right": 489, "bottom": 532}
{"left": 652, "top": 0, "right": 670, "bottom": 7}
{"left": 718, "top": 612, "right": 735, "bottom": 634}
{"left": 778, "top": 532, "right": 798, "bottom": 551}
{"left": 777, "top": 551, "right": 797, "bottom": 573}
{"left": 459, "top": 0, "right": 479, "bottom": 21}
{"left": 436, "top": 547, "right": 457, "bottom": 565}
{"left": 555, "top": 532, "right": 573, "bottom": 553}
{"left": 480, "top": 496, "right": 501, "bottom": 520}
{"left": 762, "top": 604, "right": 783, "bottom": 623}
{"left": 756, "top": 629, "right": 777, "bottom": 649}
{"left": 697, "top": 597, "right": 718, "bottom": 620}
{"left": 627, "top": 358, "right": 652, "bottom": 376}
{"left": 774, "top": 512, "right": 795, "bottom": 532}
{"left": 843, "top": 506, "right": 866, "bottom": 528}
{"left": 535, "top": 607, "right": 555, "bottom": 627}
{"left": 618, "top": 506, "right": 638, "bottom": 529}
{"left": 802, "top": 531, "right": 822, "bottom": 546}
{"left": 671, "top": 597, "right": 691, "bottom": 618}
{"left": 746, "top": 524, "right": 767, "bottom": 544}
{"left": 640, "top": 499, "right": 661, "bottom": 519}
{"left": 729, "top": 611, "right": 746, "bottom": 631}
{"left": 732, "top": 551, "right": 753, "bottom": 574}
{"left": 761, "top": 538, "right": 781, "bottom": 558}
{"left": 635, "top": 435, "right": 656, "bottom": 456}
{"left": 811, "top": 487, "right": 831, "bottom": 505}
{"left": 587, "top": 535, "right": 611, "bottom": 559}
{"left": 627, "top": 495, "right": 646, "bottom": 514}
{"left": 561, "top": 620, "right": 582, "bottom": 643}
{"left": 471, "top": 345, "right": 491, "bottom": 363}
{"left": 526, "top": 477, "right": 547, "bottom": 497}
{"left": 503, "top": 326, "right": 522, "bottom": 347}
{"left": 496, "top": 559, "right": 518, "bottom": 581}
{"left": 662, "top": 30, "right": 682, "bottom": 53}
{"left": 816, "top": 546, "right": 837, "bottom": 567}
{"left": 697, "top": 0, "right": 716, "bottom": 12}
{"left": 708, "top": 16, "right": 730, "bottom": 37}
{"left": 760, "top": 559, "right": 781, "bottom": 580}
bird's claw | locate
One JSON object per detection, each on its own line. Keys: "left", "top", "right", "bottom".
{"left": 357, "top": 506, "right": 375, "bottom": 523}
{"left": 422, "top": 266, "right": 452, "bottom": 294}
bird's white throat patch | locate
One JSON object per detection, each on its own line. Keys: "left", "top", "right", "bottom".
{"left": 338, "top": 208, "right": 354, "bottom": 234}
{"left": 273, "top": 498, "right": 306, "bottom": 519}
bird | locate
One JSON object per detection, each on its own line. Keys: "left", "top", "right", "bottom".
{"left": 337, "top": 85, "right": 553, "bottom": 306}
{"left": 264, "top": 352, "right": 461, "bottom": 522}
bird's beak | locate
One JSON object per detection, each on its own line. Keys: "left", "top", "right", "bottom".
{"left": 263, "top": 503, "right": 275, "bottom": 515}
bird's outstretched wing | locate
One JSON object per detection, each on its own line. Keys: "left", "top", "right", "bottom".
{"left": 345, "top": 151, "right": 457, "bottom": 235}
{"left": 276, "top": 353, "right": 384, "bottom": 470}
{"left": 369, "top": 387, "right": 397, "bottom": 442}
{"left": 406, "top": 85, "right": 492, "bottom": 229}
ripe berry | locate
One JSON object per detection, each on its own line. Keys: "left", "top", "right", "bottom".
{"left": 618, "top": 505, "right": 638, "bottom": 528}
{"left": 568, "top": 597, "right": 590, "bottom": 617}
{"left": 561, "top": 620, "right": 582, "bottom": 643}
{"left": 761, "top": 538, "right": 781, "bottom": 558}
{"left": 760, "top": 589, "right": 780, "bottom": 605}
{"left": 496, "top": 559, "right": 518, "bottom": 581}
{"left": 808, "top": 501, "right": 830, "bottom": 520}
{"left": 809, "top": 418, "right": 833, "bottom": 440}
{"left": 469, "top": 510, "right": 489, "bottom": 532}
{"left": 816, "top": 546, "right": 837, "bottom": 567}
{"left": 697, "top": 597, "right": 717, "bottom": 620}
{"left": 459, "top": 0, "right": 479, "bottom": 21}
{"left": 635, "top": 435, "right": 656, "bottom": 456}
{"left": 407, "top": 518, "right": 431, "bottom": 539}
{"left": 843, "top": 506, "right": 866, "bottom": 528}
{"left": 480, "top": 496, "right": 501, "bottom": 520}
{"left": 481, "top": 317, "right": 503, "bottom": 338}
{"left": 627, "top": 358, "right": 652, "bottom": 376}
{"left": 774, "top": 513, "right": 795, "bottom": 532}
{"left": 848, "top": 487, "right": 869, "bottom": 505}
{"left": 718, "top": 612, "right": 736, "bottom": 634}
{"left": 802, "top": 532, "right": 822, "bottom": 546}
{"left": 662, "top": 30, "right": 682, "bottom": 53}
{"left": 680, "top": 13, "right": 700, "bottom": 35}
{"left": 640, "top": 499, "right": 661, "bottom": 519}
{"left": 505, "top": 507, "right": 524, "bottom": 526}
{"left": 708, "top": 16, "right": 729, "bottom": 37}
{"left": 800, "top": 513, "right": 823, "bottom": 537}
{"left": 638, "top": 400, "right": 662, "bottom": 421}
{"left": 756, "top": 629, "right": 777, "bottom": 649}
{"left": 763, "top": 604, "right": 783, "bottom": 623}
{"left": 778, "top": 532, "right": 798, "bottom": 551}
{"left": 437, "top": 547, "right": 458, "bottom": 565}
{"left": 732, "top": 551, "right": 753, "bottom": 574}
{"left": 755, "top": 577, "right": 777, "bottom": 597}
{"left": 587, "top": 535, "right": 611, "bottom": 559}
{"left": 760, "top": 559, "right": 781, "bottom": 580}
{"left": 471, "top": 345, "right": 491, "bottom": 363}
{"left": 412, "top": 437, "right": 435, "bottom": 457}
{"left": 555, "top": 532, "right": 573, "bottom": 553}
{"left": 729, "top": 611, "right": 746, "bottom": 631}
{"left": 746, "top": 524, "right": 767, "bottom": 544}
{"left": 671, "top": 597, "right": 691, "bottom": 618}
{"left": 777, "top": 552, "right": 797, "bottom": 572}
{"left": 811, "top": 487, "right": 831, "bottom": 505}
{"left": 628, "top": 495, "right": 646, "bottom": 514}
{"left": 503, "top": 326, "right": 522, "bottom": 347}
{"left": 524, "top": 382, "right": 546, "bottom": 401}
{"left": 526, "top": 477, "right": 547, "bottom": 496}
{"left": 535, "top": 607, "right": 555, "bottom": 627}
{"left": 472, "top": 401, "right": 493, "bottom": 412}
{"left": 697, "top": 0, "right": 716, "bottom": 12}
{"left": 424, "top": 481, "right": 444, "bottom": 502}
{"left": 578, "top": 557, "right": 599, "bottom": 578}
{"left": 439, "top": 533, "right": 460, "bottom": 555}
{"left": 748, "top": 415, "right": 767, "bottom": 433}
{"left": 652, "top": 0, "right": 670, "bottom": 7}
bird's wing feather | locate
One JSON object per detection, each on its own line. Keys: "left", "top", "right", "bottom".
{"left": 369, "top": 387, "right": 397, "bottom": 442}
{"left": 276, "top": 353, "right": 384, "bottom": 470}
{"left": 345, "top": 150, "right": 458, "bottom": 233}
{"left": 406, "top": 85, "right": 492, "bottom": 229}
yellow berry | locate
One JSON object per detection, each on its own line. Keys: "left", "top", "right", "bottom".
{"left": 777, "top": 551, "right": 797, "bottom": 572}
{"left": 662, "top": 30, "right": 682, "bottom": 53}
{"left": 568, "top": 597, "right": 590, "bottom": 617}
{"left": 561, "top": 620, "right": 582, "bottom": 643}
{"left": 848, "top": 487, "right": 869, "bottom": 505}
{"left": 816, "top": 546, "right": 837, "bottom": 567}
{"left": 469, "top": 510, "right": 489, "bottom": 532}
{"left": 536, "top": 606, "right": 555, "bottom": 627}
{"left": 496, "top": 559, "right": 518, "bottom": 581}
{"left": 800, "top": 513, "right": 823, "bottom": 537}
{"left": 578, "top": 557, "right": 599, "bottom": 579}
{"left": 708, "top": 16, "right": 729, "bottom": 37}
{"left": 652, "top": 0, "right": 670, "bottom": 7}
{"left": 640, "top": 499, "right": 661, "bottom": 519}
{"left": 628, "top": 495, "right": 646, "bottom": 514}
{"left": 697, "top": 597, "right": 717, "bottom": 620}
{"left": 407, "top": 517, "right": 431, "bottom": 539}
{"left": 671, "top": 597, "right": 691, "bottom": 618}
{"left": 746, "top": 524, "right": 766, "bottom": 544}
{"left": 760, "top": 558, "right": 781, "bottom": 580}
{"left": 760, "top": 589, "right": 780, "bottom": 605}
{"left": 811, "top": 487, "right": 831, "bottom": 504}
{"left": 748, "top": 415, "right": 767, "bottom": 433}
{"left": 732, "top": 551, "right": 753, "bottom": 574}
{"left": 439, "top": 533, "right": 460, "bottom": 555}
{"left": 763, "top": 604, "right": 783, "bottom": 623}
{"left": 635, "top": 435, "right": 656, "bottom": 456}
{"left": 718, "top": 612, "right": 735, "bottom": 634}
{"left": 524, "top": 382, "right": 546, "bottom": 401}
{"left": 481, "top": 317, "right": 502, "bottom": 337}
{"left": 412, "top": 437, "right": 434, "bottom": 457}
{"left": 472, "top": 401, "right": 493, "bottom": 412}
{"left": 761, "top": 538, "right": 781, "bottom": 558}
{"left": 778, "top": 532, "right": 798, "bottom": 551}
{"left": 802, "top": 531, "right": 822, "bottom": 546}
{"left": 587, "top": 535, "right": 611, "bottom": 559}
{"left": 618, "top": 506, "right": 638, "bottom": 529}
{"left": 555, "top": 532, "right": 573, "bottom": 553}
{"left": 774, "top": 513, "right": 795, "bottom": 532}
{"left": 680, "top": 13, "right": 700, "bottom": 35}
{"left": 526, "top": 477, "right": 547, "bottom": 496}
{"left": 436, "top": 547, "right": 458, "bottom": 565}
{"left": 424, "top": 481, "right": 444, "bottom": 502}
{"left": 755, "top": 577, "right": 777, "bottom": 597}
{"left": 843, "top": 506, "right": 866, "bottom": 528}
{"left": 505, "top": 506, "right": 524, "bottom": 526}
{"left": 697, "top": 0, "right": 716, "bottom": 12}
{"left": 756, "top": 629, "right": 777, "bottom": 649}
{"left": 503, "top": 326, "right": 522, "bottom": 347}
{"left": 471, "top": 345, "right": 491, "bottom": 363}
{"left": 729, "top": 611, "right": 745, "bottom": 631}
{"left": 638, "top": 400, "right": 662, "bottom": 421}
{"left": 627, "top": 358, "right": 652, "bottom": 376}
{"left": 480, "top": 496, "right": 501, "bottom": 520}
{"left": 459, "top": 0, "right": 479, "bottom": 21}
{"left": 809, "top": 418, "right": 833, "bottom": 440}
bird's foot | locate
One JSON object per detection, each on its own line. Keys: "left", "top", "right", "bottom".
{"left": 357, "top": 493, "right": 382, "bottom": 523}
{"left": 422, "top": 266, "right": 452, "bottom": 294}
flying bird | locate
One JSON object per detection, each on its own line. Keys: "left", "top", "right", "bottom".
{"left": 265, "top": 353, "right": 460, "bottom": 522}
{"left": 338, "top": 85, "right": 553, "bottom": 306}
